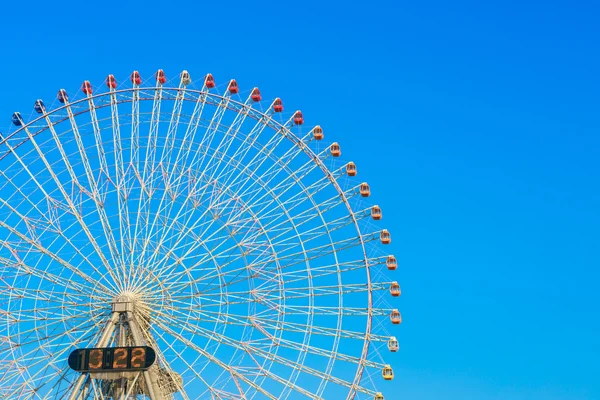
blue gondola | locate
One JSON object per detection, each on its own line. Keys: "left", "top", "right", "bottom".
{"left": 11, "top": 112, "right": 22, "bottom": 126}
{"left": 34, "top": 99, "right": 45, "bottom": 114}
{"left": 57, "top": 89, "right": 68, "bottom": 104}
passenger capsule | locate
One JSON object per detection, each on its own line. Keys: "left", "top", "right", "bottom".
{"left": 330, "top": 142, "right": 341, "bottom": 157}
{"left": 293, "top": 111, "right": 304, "bottom": 125}
{"left": 180, "top": 70, "right": 191, "bottom": 85}
{"left": 382, "top": 365, "right": 394, "bottom": 380}
{"left": 386, "top": 255, "right": 397, "bottom": 271}
{"left": 81, "top": 80, "right": 92, "bottom": 95}
{"left": 228, "top": 79, "right": 239, "bottom": 94}
{"left": 375, "top": 393, "right": 384, "bottom": 400}
{"left": 346, "top": 162, "right": 357, "bottom": 176}
{"left": 313, "top": 125, "right": 323, "bottom": 140}
{"left": 106, "top": 74, "right": 117, "bottom": 89}
{"left": 34, "top": 100, "right": 45, "bottom": 114}
{"left": 390, "top": 282, "right": 401, "bottom": 297}
{"left": 360, "top": 182, "right": 370, "bottom": 197}
{"left": 156, "top": 69, "right": 166, "bottom": 84}
{"left": 205, "top": 73, "right": 215, "bottom": 89}
{"left": 251, "top": 87, "right": 262, "bottom": 102}
{"left": 388, "top": 336, "right": 399, "bottom": 352}
{"left": 57, "top": 89, "right": 68, "bottom": 104}
{"left": 390, "top": 309, "right": 402, "bottom": 324}
{"left": 11, "top": 112, "right": 22, "bottom": 126}
{"left": 371, "top": 205, "right": 382, "bottom": 220}
{"left": 380, "top": 229, "right": 391, "bottom": 244}
{"left": 273, "top": 98, "right": 283, "bottom": 112}
{"left": 130, "top": 70, "right": 142, "bottom": 85}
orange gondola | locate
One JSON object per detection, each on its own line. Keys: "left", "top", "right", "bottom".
{"left": 390, "top": 282, "right": 401, "bottom": 297}
{"left": 386, "top": 255, "right": 397, "bottom": 271}
{"left": 380, "top": 229, "right": 391, "bottom": 244}
{"left": 313, "top": 125, "right": 323, "bottom": 140}
{"left": 330, "top": 142, "right": 341, "bottom": 157}
{"left": 390, "top": 309, "right": 402, "bottom": 324}
{"left": 346, "top": 162, "right": 356, "bottom": 176}
{"left": 371, "top": 205, "right": 382, "bottom": 220}
{"left": 360, "top": 183, "right": 370, "bottom": 197}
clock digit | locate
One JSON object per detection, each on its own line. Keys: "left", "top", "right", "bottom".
{"left": 88, "top": 349, "right": 103, "bottom": 370}
{"left": 113, "top": 348, "right": 128, "bottom": 369}
{"left": 130, "top": 347, "right": 146, "bottom": 368}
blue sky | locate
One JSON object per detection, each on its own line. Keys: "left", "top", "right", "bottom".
{"left": 0, "top": 1, "right": 598, "bottom": 399}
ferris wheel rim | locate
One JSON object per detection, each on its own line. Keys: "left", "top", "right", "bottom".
{"left": 0, "top": 75, "right": 393, "bottom": 399}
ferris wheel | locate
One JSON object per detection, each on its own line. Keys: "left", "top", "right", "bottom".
{"left": 0, "top": 69, "right": 401, "bottom": 400}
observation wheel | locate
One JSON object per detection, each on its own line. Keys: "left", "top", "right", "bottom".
{"left": 0, "top": 69, "right": 401, "bottom": 399}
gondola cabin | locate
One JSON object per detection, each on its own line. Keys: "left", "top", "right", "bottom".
{"left": 390, "top": 309, "right": 402, "bottom": 324}
{"left": 360, "top": 183, "right": 370, "bottom": 197}
{"left": 130, "top": 71, "right": 142, "bottom": 85}
{"left": 388, "top": 336, "right": 399, "bottom": 352}
{"left": 375, "top": 393, "right": 384, "bottom": 400}
{"left": 11, "top": 112, "right": 22, "bottom": 126}
{"left": 205, "top": 73, "right": 215, "bottom": 89}
{"left": 81, "top": 81, "right": 93, "bottom": 95}
{"left": 371, "top": 205, "right": 382, "bottom": 220}
{"left": 330, "top": 142, "right": 341, "bottom": 157}
{"left": 386, "top": 255, "right": 397, "bottom": 271}
{"left": 106, "top": 74, "right": 117, "bottom": 89}
{"left": 382, "top": 365, "right": 394, "bottom": 380}
{"left": 380, "top": 229, "right": 391, "bottom": 244}
{"left": 273, "top": 98, "right": 283, "bottom": 112}
{"left": 293, "top": 111, "right": 304, "bottom": 125}
{"left": 156, "top": 69, "right": 166, "bottom": 84}
{"left": 313, "top": 125, "right": 323, "bottom": 140}
{"left": 228, "top": 79, "right": 239, "bottom": 94}
{"left": 251, "top": 87, "right": 262, "bottom": 102}
{"left": 57, "top": 89, "right": 68, "bottom": 104}
{"left": 181, "top": 70, "right": 191, "bottom": 85}
{"left": 390, "top": 282, "right": 401, "bottom": 297}
{"left": 34, "top": 100, "right": 45, "bottom": 114}
{"left": 346, "top": 162, "right": 356, "bottom": 176}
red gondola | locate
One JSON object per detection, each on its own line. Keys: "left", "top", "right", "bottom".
{"left": 228, "top": 79, "right": 239, "bottom": 94}
{"left": 205, "top": 73, "right": 215, "bottom": 89}
{"left": 156, "top": 69, "right": 166, "bottom": 84}
{"left": 273, "top": 98, "right": 283, "bottom": 112}
{"left": 130, "top": 71, "right": 142, "bottom": 85}
{"left": 81, "top": 81, "right": 92, "bottom": 95}
{"left": 106, "top": 74, "right": 117, "bottom": 89}
{"left": 293, "top": 111, "right": 304, "bottom": 125}
{"left": 251, "top": 87, "right": 261, "bottom": 102}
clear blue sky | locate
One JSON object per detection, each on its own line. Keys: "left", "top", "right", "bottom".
{"left": 0, "top": 1, "right": 598, "bottom": 399}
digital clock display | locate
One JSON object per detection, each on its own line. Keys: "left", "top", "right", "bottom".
{"left": 68, "top": 346, "right": 156, "bottom": 372}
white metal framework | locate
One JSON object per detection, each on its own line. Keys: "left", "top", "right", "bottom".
{"left": 0, "top": 70, "right": 401, "bottom": 399}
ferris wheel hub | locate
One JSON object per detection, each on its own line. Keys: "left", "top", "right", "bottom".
{"left": 112, "top": 291, "right": 142, "bottom": 313}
